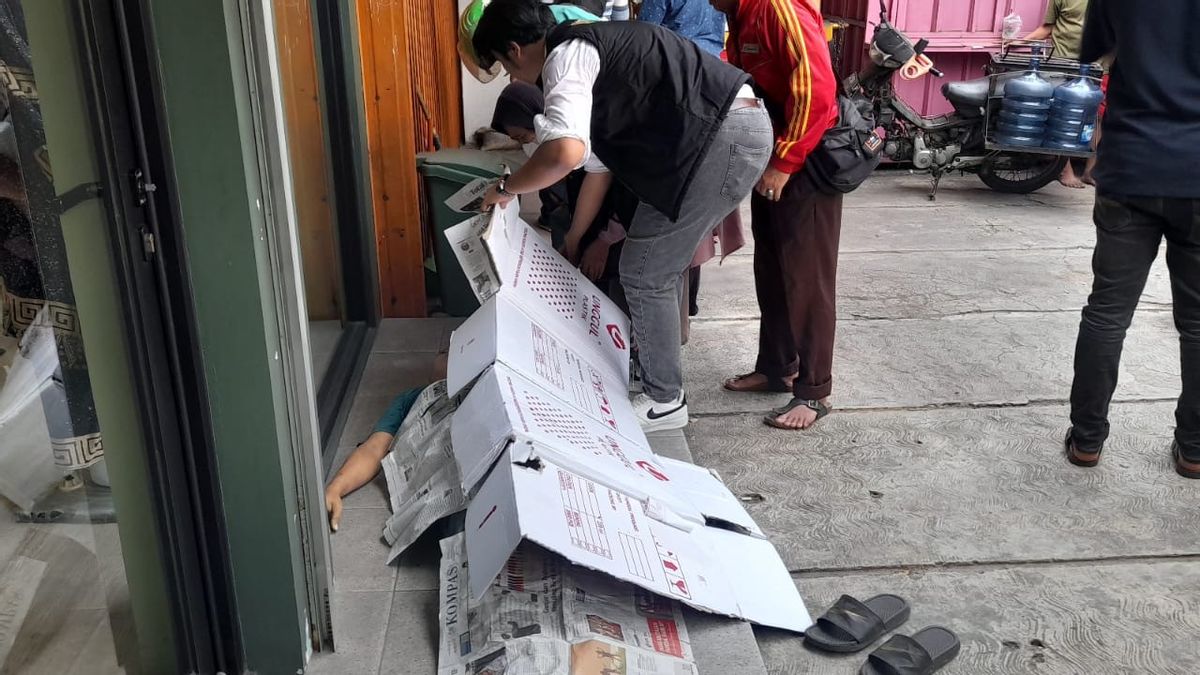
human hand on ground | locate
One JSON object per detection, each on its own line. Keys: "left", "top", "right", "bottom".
{"left": 325, "top": 486, "right": 343, "bottom": 532}
{"left": 755, "top": 166, "right": 789, "bottom": 202}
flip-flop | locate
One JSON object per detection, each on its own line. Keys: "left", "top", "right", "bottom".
{"left": 764, "top": 398, "right": 831, "bottom": 430}
{"left": 724, "top": 372, "right": 793, "bottom": 393}
{"left": 859, "top": 626, "right": 961, "bottom": 675}
{"left": 803, "top": 594, "right": 911, "bottom": 653}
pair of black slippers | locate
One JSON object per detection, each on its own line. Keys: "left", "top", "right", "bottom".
{"left": 803, "top": 594, "right": 961, "bottom": 674}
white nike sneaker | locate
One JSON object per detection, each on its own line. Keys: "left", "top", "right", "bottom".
{"left": 631, "top": 392, "right": 689, "bottom": 432}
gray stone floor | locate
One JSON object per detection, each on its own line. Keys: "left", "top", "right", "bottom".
{"left": 688, "top": 173, "right": 1198, "bottom": 674}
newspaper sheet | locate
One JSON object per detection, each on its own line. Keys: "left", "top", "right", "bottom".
{"left": 438, "top": 533, "right": 696, "bottom": 675}
{"left": 380, "top": 381, "right": 468, "bottom": 562}
{"left": 445, "top": 214, "right": 501, "bottom": 302}
{"left": 445, "top": 177, "right": 493, "bottom": 213}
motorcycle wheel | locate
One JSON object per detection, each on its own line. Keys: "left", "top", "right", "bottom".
{"left": 977, "top": 153, "right": 1068, "bottom": 194}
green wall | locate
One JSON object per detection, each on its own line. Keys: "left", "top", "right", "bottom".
{"left": 142, "top": 0, "right": 311, "bottom": 671}
{"left": 23, "top": 1, "right": 175, "bottom": 672}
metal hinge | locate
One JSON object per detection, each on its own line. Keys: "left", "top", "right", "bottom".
{"left": 141, "top": 228, "right": 156, "bottom": 259}
{"left": 130, "top": 167, "right": 157, "bottom": 206}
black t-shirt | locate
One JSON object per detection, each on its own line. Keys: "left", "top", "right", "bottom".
{"left": 1081, "top": 0, "right": 1200, "bottom": 198}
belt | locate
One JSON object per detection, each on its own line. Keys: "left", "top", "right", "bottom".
{"left": 729, "top": 97, "right": 762, "bottom": 111}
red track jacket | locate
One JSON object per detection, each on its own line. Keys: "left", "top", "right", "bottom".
{"left": 726, "top": 0, "right": 838, "bottom": 174}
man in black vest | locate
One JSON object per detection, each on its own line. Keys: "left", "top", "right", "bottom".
{"left": 475, "top": 0, "right": 773, "bottom": 432}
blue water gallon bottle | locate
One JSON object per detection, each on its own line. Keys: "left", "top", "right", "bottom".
{"left": 1044, "top": 64, "right": 1104, "bottom": 151}
{"left": 995, "top": 54, "right": 1054, "bottom": 147}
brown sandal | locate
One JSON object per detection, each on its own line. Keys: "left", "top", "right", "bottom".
{"left": 764, "top": 398, "right": 831, "bottom": 430}
{"left": 724, "top": 372, "right": 794, "bottom": 393}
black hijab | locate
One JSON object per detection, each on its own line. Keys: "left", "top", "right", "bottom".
{"left": 490, "top": 82, "right": 544, "bottom": 134}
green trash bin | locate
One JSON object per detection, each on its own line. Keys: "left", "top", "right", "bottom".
{"left": 417, "top": 149, "right": 524, "bottom": 317}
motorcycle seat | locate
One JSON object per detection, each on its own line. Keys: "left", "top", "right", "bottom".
{"left": 941, "top": 77, "right": 995, "bottom": 108}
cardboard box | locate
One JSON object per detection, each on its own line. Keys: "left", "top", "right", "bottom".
{"left": 464, "top": 444, "right": 811, "bottom": 632}
{"left": 444, "top": 200, "right": 811, "bottom": 633}
{"left": 447, "top": 293, "right": 639, "bottom": 444}
{"left": 449, "top": 364, "right": 694, "bottom": 523}
{"left": 445, "top": 201, "right": 631, "bottom": 381}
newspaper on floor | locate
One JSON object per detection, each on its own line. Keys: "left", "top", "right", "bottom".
{"left": 380, "top": 380, "right": 468, "bottom": 562}
{"left": 438, "top": 532, "right": 697, "bottom": 675}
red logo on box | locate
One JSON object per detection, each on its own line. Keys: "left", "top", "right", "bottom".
{"left": 607, "top": 324, "right": 626, "bottom": 350}
{"left": 636, "top": 460, "right": 669, "bottom": 482}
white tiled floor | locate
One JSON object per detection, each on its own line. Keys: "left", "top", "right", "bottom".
{"left": 308, "top": 318, "right": 461, "bottom": 675}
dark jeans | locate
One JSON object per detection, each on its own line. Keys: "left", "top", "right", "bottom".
{"left": 1070, "top": 194, "right": 1200, "bottom": 461}
{"left": 751, "top": 173, "right": 843, "bottom": 401}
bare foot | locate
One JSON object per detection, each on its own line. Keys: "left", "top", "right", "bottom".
{"left": 1082, "top": 171, "right": 1096, "bottom": 187}
{"left": 768, "top": 398, "right": 830, "bottom": 430}
{"left": 724, "top": 372, "right": 794, "bottom": 393}
{"left": 1058, "top": 163, "right": 1086, "bottom": 189}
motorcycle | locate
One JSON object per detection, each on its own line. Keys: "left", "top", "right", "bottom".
{"left": 843, "top": 3, "right": 1080, "bottom": 199}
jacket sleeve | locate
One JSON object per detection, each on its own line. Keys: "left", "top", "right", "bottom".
{"left": 765, "top": 0, "right": 836, "bottom": 174}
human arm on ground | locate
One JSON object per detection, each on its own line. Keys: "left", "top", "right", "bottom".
{"left": 324, "top": 431, "right": 392, "bottom": 532}
{"left": 324, "top": 385, "right": 426, "bottom": 531}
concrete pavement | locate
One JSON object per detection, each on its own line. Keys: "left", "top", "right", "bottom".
{"left": 684, "top": 172, "right": 1199, "bottom": 674}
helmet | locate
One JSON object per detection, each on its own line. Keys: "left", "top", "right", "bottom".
{"left": 459, "top": 0, "right": 503, "bottom": 83}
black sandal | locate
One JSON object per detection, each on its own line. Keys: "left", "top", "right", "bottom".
{"left": 764, "top": 398, "right": 831, "bottom": 430}
{"left": 860, "top": 626, "right": 961, "bottom": 675}
{"left": 803, "top": 594, "right": 911, "bottom": 654}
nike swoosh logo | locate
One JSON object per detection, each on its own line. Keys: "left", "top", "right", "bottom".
{"left": 646, "top": 404, "right": 685, "bottom": 420}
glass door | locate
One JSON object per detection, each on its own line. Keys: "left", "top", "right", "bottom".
{"left": 270, "top": 0, "right": 379, "bottom": 463}
{"left": 0, "top": 0, "right": 239, "bottom": 672}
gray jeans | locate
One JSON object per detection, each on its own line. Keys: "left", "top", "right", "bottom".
{"left": 620, "top": 105, "right": 773, "bottom": 402}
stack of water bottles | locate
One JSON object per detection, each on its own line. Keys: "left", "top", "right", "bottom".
{"left": 1044, "top": 64, "right": 1104, "bottom": 151}
{"left": 995, "top": 51, "right": 1103, "bottom": 152}
{"left": 994, "top": 52, "right": 1055, "bottom": 147}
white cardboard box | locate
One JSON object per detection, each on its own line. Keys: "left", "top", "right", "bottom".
{"left": 451, "top": 364, "right": 812, "bottom": 632}
{"left": 447, "top": 293, "right": 641, "bottom": 445}
{"left": 465, "top": 445, "right": 811, "bottom": 633}
{"left": 445, "top": 201, "right": 811, "bottom": 633}
{"left": 445, "top": 201, "right": 631, "bottom": 381}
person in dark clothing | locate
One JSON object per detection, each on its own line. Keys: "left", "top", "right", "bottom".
{"left": 472, "top": 0, "right": 773, "bottom": 432}
{"left": 1065, "top": 0, "right": 1200, "bottom": 478}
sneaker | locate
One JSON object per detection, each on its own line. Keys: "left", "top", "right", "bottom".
{"left": 632, "top": 392, "right": 688, "bottom": 432}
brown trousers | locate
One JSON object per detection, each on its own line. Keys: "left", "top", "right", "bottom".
{"left": 751, "top": 173, "right": 843, "bottom": 400}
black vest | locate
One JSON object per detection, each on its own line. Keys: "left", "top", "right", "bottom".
{"left": 546, "top": 21, "right": 750, "bottom": 220}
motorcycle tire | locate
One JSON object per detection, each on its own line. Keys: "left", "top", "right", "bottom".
{"left": 977, "top": 153, "right": 1068, "bottom": 194}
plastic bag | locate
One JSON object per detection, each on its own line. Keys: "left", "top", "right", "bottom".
{"left": 1002, "top": 12, "right": 1023, "bottom": 40}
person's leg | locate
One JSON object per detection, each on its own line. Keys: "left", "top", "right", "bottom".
{"left": 767, "top": 177, "right": 844, "bottom": 429}
{"left": 1162, "top": 198, "right": 1200, "bottom": 470}
{"left": 620, "top": 106, "right": 772, "bottom": 410}
{"left": 1059, "top": 158, "right": 1085, "bottom": 189}
{"left": 751, "top": 188, "right": 799, "bottom": 381}
{"left": 688, "top": 266, "right": 701, "bottom": 317}
{"left": 1068, "top": 195, "right": 1164, "bottom": 457}
{"left": 1083, "top": 119, "right": 1101, "bottom": 186}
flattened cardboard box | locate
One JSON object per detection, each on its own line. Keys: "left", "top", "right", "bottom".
{"left": 445, "top": 201, "right": 631, "bottom": 381}
{"left": 452, "top": 364, "right": 812, "bottom": 632}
